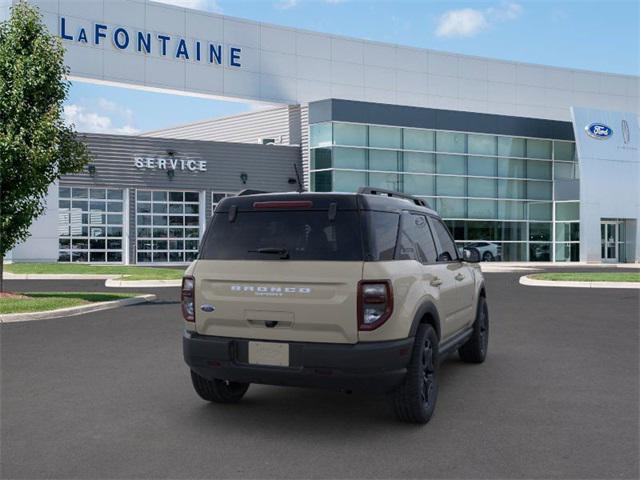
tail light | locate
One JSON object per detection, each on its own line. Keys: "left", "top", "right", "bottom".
{"left": 358, "top": 280, "right": 393, "bottom": 331}
{"left": 181, "top": 276, "right": 195, "bottom": 322}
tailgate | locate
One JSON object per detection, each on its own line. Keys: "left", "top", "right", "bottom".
{"left": 193, "top": 260, "right": 363, "bottom": 344}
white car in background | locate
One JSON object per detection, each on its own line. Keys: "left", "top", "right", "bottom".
{"left": 464, "top": 242, "right": 501, "bottom": 262}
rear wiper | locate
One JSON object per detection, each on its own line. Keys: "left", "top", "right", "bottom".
{"left": 248, "top": 247, "right": 290, "bottom": 259}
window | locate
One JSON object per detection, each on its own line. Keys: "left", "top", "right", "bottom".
{"left": 395, "top": 213, "right": 437, "bottom": 263}
{"left": 527, "top": 160, "right": 552, "bottom": 180}
{"left": 526, "top": 139, "right": 552, "bottom": 159}
{"left": 311, "top": 148, "right": 332, "bottom": 170}
{"left": 554, "top": 141, "right": 576, "bottom": 161}
{"left": 498, "top": 136, "right": 525, "bottom": 158}
{"left": 436, "top": 131, "right": 466, "bottom": 153}
{"left": 498, "top": 158, "right": 526, "bottom": 178}
{"left": 555, "top": 222, "right": 579, "bottom": 242}
{"left": 436, "top": 198, "right": 466, "bottom": 218}
{"left": 556, "top": 202, "right": 579, "bottom": 221}
{"left": 310, "top": 123, "right": 332, "bottom": 147}
{"left": 200, "top": 210, "right": 363, "bottom": 261}
{"left": 369, "top": 172, "right": 400, "bottom": 191}
{"left": 334, "top": 123, "right": 367, "bottom": 146}
{"left": 369, "top": 149, "right": 399, "bottom": 171}
{"left": 436, "top": 176, "right": 466, "bottom": 196}
{"left": 136, "top": 190, "right": 200, "bottom": 263}
{"left": 404, "top": 152, "right": 435, "bottom": 173}
{"left": 369, "top": 125, "right": 402, "bottom": 149}
{"left": 312, "top": 171, "right": 332, "bottom": 192}
{"left": 554, "top": 162, "right": 579, "bottom": 180}
{"left": 362, "top": 211, "right": 399, "bottom": 261}
{"left": 468, "top": 200, "right": 497, "bottom": 219}
{"left": 404, "top": 128, "right": 434, "bottom": 151}
{"left": 58, "top": 187, "right": 124, "bottom": 263}
{"left": 468, "top": 156, "right": 497, "bottom": 176}
{"left": 334, "top": 147, "right": 366, "bottom": 169}
{"left": 530, "top": 223, "right": 552, "bottom": 242}
{"left": 468, "top": 178, "right": 496, "bottom": 198}
{"left": 429, "top": 217, "right": 458, "bottom": 262}
{"left": 436, "top": 154, "right": 466, "bottom": 175}
{"left": 403, "top": 174, "right": 434, "bottom": 196}
{"left": 334, "top": 170, "right": 366, "bottom": 192}
{"left": 468, "top": 134, "right": 497, "bottom": 156}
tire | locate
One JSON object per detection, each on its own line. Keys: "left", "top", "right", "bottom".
{"left": 390, "top": 324, "right": 439, "bottom": 424}
{"left": 458, "top": 296, "right": 489, "bottom": 364}
{"left": 190, "top": 370, "right": 250, "bottom": 403}
{"left": 482, "top": 251, "right": 494, "bottom": 262}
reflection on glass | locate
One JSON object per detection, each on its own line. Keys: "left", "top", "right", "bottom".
{"left": 369, "top": 150, "right": 398, "bottom": 171}
{"left": 334, "top": 147, "right": 366, "bottom": 169}
{"left": 369, "top": 126, "right": 402, "bottom": 149}
{"left": 334, "top": 123, "right": 367, "bottom": 146}
{"left": 468, "top": 134, "right": 497, "bottom": 156}
{"left": 404, "top": 152, "right": 435, "bottom": 173}
{"left": 404, "top": 129, "right": 435, "bottom": 151}
{"left": 334, "top": 170, "right": 366, "bottom": 192}
{"left": 310, "top": 122, "right": 332, "bottom": 147}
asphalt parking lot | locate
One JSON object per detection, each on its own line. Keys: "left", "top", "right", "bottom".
{"left": 1, "top": 268, "right": 638, "bottom": 479}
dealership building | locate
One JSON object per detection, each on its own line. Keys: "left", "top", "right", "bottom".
{"left": 4, "top": 0, "right": 639, "bottom": 264}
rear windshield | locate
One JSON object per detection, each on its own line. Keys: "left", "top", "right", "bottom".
{"left": 200, "top": 210, "right": 364, "bottom": 261}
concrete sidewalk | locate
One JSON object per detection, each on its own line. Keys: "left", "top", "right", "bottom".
{"left": 520, "top": 275, "right": 640, "bottom": 289}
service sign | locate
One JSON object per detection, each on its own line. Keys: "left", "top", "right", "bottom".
{"left": 134, "top": 156, "right": 207, "bottom": 172}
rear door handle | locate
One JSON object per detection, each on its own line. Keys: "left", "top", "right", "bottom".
{"left": 430, "top": 277, "right": 443, "bottom": 287}
{"left": 455, "top": 273, "right": 465, "bottom": 281}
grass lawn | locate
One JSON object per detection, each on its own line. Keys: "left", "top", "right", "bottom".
{"left": 531, "top": 272, "right": 640, "bottom": 283}
{"left": 0, "top": 292, "right": 139, "bottom": 314}
{"left": 5, "top": 263, "right": 184, "bottom": 281}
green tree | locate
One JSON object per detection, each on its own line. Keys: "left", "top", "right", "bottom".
{"left": 0, "top": 1, "right": 90, "bottom": 291}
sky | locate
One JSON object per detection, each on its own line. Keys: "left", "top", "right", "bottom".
{"left": 63, "top": 0, "right": 640, "bottom": 135}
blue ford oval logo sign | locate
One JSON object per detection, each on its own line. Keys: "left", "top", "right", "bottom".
{"left": 585, "top": 123, "right": 613, "bottom": 139}
{"left": 200, "top": 304, "right": 215, "bottom": 312}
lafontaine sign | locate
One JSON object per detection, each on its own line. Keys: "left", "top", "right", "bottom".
{"left": 59, "top": 17, "right": 242, "bottom": 68}
{"left": 134, "top": 156, "right": 207, "bottom": 172}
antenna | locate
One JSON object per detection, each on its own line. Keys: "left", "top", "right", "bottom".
{"left": 293, "top": 163, "right": 305, "bottom": 193}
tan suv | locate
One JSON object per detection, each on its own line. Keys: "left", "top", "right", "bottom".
{"left": 182, "top": 187, "right": 488, "bottom": 424}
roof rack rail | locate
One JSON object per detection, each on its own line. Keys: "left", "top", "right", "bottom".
{"left": 237, "top": 189, "right": 269, "bottom": 196}
{"left": 357, "top": 187, "right": 430, "bottom": 208}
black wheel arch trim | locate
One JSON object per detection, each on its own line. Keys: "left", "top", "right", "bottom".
{"left": 409, "top": 301, "right": 442, "bottom": 340}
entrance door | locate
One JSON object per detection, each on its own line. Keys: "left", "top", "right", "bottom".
{"left": 601, "top": 221, "right": 618, "bottom": 262}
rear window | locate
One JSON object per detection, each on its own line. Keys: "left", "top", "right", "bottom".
{"left": 200, "top": 210, "right": 363, "bottom": 261}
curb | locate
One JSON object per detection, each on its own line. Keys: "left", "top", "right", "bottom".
{"left": 519, "top": 275, "right": 640, "bottom": 289}
{"left": 4, "top": 273, "right": 119, "bottom": 280}
{"left": 105, "top": 279, "right": 181, "bottom": 288}
{"left": 0, "top": 294, "right": 157, "bottom": 323}
{"left": 5, "top": 273, "right": 181, "bottom": 288}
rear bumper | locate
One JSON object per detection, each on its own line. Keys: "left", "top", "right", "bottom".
{"left": 183, "top": 331, "right": 414, "bottom": 393}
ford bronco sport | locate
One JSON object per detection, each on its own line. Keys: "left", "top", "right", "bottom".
{"left": 182, "top": 187, "right": 488, "bottom": 424}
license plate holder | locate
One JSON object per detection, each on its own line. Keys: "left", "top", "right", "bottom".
{"left": 248, "top": 341, "right": 289, "bottom": 367}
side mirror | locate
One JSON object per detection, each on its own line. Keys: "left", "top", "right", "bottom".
{"left": 462, "top": 247, "right": 481, "bottom": 263}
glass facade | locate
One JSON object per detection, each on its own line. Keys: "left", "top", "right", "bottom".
{"left": 309, "top": 122, "right": 579, "bottom": 261}
{"left": 58, "top": 187, "right": 124, "bottom": 263}
{"left": 135, "top": 190, "right": 200, "bottom": 263}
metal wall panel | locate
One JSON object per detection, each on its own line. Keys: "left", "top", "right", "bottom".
{"left": 143, "top": 105, "right": 302, "bottom": 145}
{"left": 62, "top": 133, "right": 301, "bottom": 192}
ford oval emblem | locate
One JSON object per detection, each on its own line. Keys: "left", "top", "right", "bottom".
{"left": 585, "top": 123, "right": 613, "bottom": 139}
{"left": 200, "top": 304, "right": 215, "bottom": 312}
